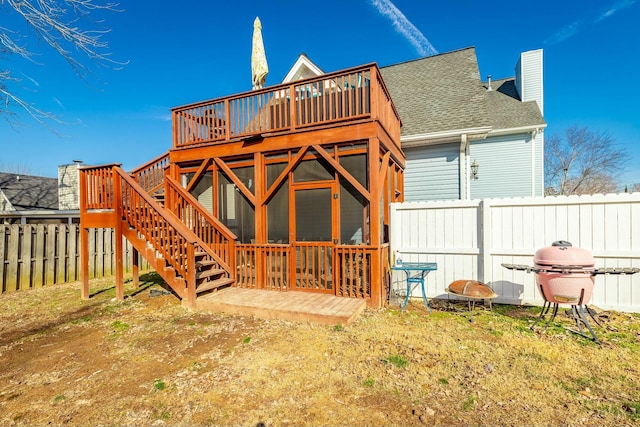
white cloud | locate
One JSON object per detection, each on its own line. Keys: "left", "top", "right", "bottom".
{"left": 369, "top": 0, "right": 438, "bottom": 57}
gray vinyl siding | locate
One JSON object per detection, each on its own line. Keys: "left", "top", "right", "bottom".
{"left": 403, "top": 143, "right": 460, "bottom": 201}
{"left": 470, "top": 134, "right": 532, "bottom": 199}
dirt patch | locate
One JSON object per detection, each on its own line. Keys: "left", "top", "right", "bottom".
{"left": 1, "top": 273, "right": 639, "bottom": 426}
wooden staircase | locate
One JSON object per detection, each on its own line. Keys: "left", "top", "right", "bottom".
{"left": 80, "top": 162, "right": 237, "bottom": 307}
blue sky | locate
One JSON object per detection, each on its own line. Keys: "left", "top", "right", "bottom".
{"left": 2, "top": 0, "right": 639, "bottom": 186}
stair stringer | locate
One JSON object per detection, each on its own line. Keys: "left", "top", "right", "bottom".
{"left": 121, "top": 223, "right": 188, "bottom": 300}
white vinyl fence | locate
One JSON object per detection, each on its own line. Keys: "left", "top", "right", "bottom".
{"left": 389, "top": 193, "right": 640, "bottom": 313}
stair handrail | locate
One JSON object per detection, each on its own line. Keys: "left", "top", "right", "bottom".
{"left": 114, "top": 166, "right": 200, "bottom": 296}
{"left": 164, "top": 176, "right": 236, "bottom": 274}
{"left": 130, "top": 151, "right": 170, "bottom": 195}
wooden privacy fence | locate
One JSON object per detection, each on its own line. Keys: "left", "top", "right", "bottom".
{"left": 390, "top": 193, "right": 640, "bottom": 313}
{"left": 1, "top": 224, "right": 150, "bottom": 294}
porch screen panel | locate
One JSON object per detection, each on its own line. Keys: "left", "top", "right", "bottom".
{"left": 339, "top": 154, "right": 368, "bottom": 244}
{"left": 217, "top": 172, "right": 255, "bottom": 243}
{"left": 339, "top": 153, "right": 368, "bottom": 188}
{"left": 295, "top": 188, "right": 331, "bottom": 241}
{"left": 188, "top": 172, "right": 213, "bottom": 213}
{"left": 340, "top": 177, "right": 368, "bottom": 245}
{"left": 267, "top": 183, "right": 289, "bottom": 243}
{"left": 293, "top": 158, "right": 333, "bottom": 182}
{"left": 267, "top": 163, "right": 289, "bottom": 243}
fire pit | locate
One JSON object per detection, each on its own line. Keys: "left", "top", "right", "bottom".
{"left": 502, "top": 241, "right": 639, "bottom": 342}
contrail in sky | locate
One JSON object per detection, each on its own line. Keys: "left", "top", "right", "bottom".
{"left": 545, "top": 0, "right": 636, "bottom": 44}
{"left": 594, "top": 0, "right": 636, "bottom": 22}
{"left": 370, "top": 0, "right": 438, "bottom": 57}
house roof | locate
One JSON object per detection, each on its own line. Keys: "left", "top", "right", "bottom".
{"left": 483, "top": 78, "right": 545, "bottom": 130}
{"left": 380, "top": 47, "right": 545, "bottom": 138}
{"left": 0, "top": 172, "right": 59, "bottom": 211}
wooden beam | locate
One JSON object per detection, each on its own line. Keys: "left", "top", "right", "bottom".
{"left": 186, "top": 158, "right": 212, "bottom": 192}
{"left": 113, "top": 174, "right": 124, "bottom": 301}
{"left": 170, "top": 121, "right": 380, "bottom": 164}
{"left": 368, "top": 137, "right": 382, "bottom": 308}
{"left": 80, "top": 227, "right": 89, "bottom": 299}
{"left": 377, "top": 151, "right": 391, "bottom": 193}
{"left": 312, "top": 144, "right": 370, "bottom": 200}
{"left": 263, "top": 145, "right": 310, "bottom": 205}
{"left": 254, "top": 152, "right": 266, "bottom": 242}
{"left": 213, "top": 158, "right": 257, "bottom": 206}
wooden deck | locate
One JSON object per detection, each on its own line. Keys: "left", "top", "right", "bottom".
{"left": 192, "top": 288, "right": 367, "bottom": 326}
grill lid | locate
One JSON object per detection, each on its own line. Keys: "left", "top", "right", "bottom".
{"left": 534, "top": 241, "right": 595, "bottom": 268}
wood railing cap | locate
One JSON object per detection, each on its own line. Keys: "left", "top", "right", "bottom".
{"left": 79, "top": 163, "right": 122, "bottom": 171}
{"left": 130, "top": 152, "right": 169, "bottom": 174}
{"left": 170, "top": 63, "right": 381, "bottom": 112}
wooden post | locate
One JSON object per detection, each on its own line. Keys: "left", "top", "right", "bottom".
{"left": 254, "top": 152, "right": 265, "bottom": 288}
{"left": 80, "top": 226, "right": 89, "bottom": 299}
{"left": 186, "top": 243, "right": 197, "bottom": 308}
{"left": 113, "top": 170, "right": 124, "bottom": 301}
{"left": 368, "top": 137, "right": 382, "bottom": 308}
{"left": 79, "top": 167, "right": 90, "bottom": 299}
{"left": 132, "top": 246, "right": 139, "bottom": 288}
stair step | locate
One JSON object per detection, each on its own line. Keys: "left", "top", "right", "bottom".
{"left": 196, "top": 259, "right": 218, "bottom": 269}
{"left": 196, "top": 268, "right": 226, "bottom": 280}
{"left": 196, "top": 277, "right": 234, "bottom": 294}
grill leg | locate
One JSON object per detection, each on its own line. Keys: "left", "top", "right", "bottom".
{"left": 567, "top": 305, "right": 600, "bottom": 343}
{"left": 531, "top": 301, "right": 557, "bottom": 331}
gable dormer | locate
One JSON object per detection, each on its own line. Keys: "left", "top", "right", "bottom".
{"left": 282, "top": 53, "right": 324, "bottom": 83}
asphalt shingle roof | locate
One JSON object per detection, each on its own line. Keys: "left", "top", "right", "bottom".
{"left": 380, "top": 47, "right": 545, "bottom": 137}
{"left": 483, "top": 78, "right": 545, "bottom": 129}
{"left": 0, "top": 172, "right": 58, "bottom": 211}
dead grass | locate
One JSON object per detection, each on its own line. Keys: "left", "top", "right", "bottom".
{"left": 1, "top": 272, "right": 639, "bottom": 426}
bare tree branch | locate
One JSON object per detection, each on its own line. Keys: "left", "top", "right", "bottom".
{"left": 545, "top": 126, "right": 629, "bottom": 195}
{"left": 1, "top": 0, "right": 125, "bottom": 126}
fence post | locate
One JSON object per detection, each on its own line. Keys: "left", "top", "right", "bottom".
{"left": 480, "top": 199, "right": 492, "bottom": 284}
{"left": 5, "top": 225, "right": 19, "bottom": 292}
{"left": 0, "top": 226, "right": 7, "bottom": 293}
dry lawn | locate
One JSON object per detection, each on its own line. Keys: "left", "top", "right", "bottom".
{"left": 1, "top": 272, "right": 639, "bottom": 427}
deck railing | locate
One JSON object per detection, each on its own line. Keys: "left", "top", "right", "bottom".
{"left": 82, "top": 164, "right": 118, "bottom": 211}
{"left": 130, "top": 152, "right": 169, "bottom": 196}
{"left": 233, "top": 242, "right": 387, "bottom": 300}
{"left": 172, "top": 63, "right": 401, "bottom": 149}
{"left": 164, "top": 176, "right": 236, "bottom": 274}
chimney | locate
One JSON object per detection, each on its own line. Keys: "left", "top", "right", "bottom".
{"left": 58, "top": 162, "right": 82, "bottom": 210}
{"left": 487, "top": 75, "right": 492, "bottom": 91}
{"left": 515, "top": 49, "right": 544, "bottom": 114}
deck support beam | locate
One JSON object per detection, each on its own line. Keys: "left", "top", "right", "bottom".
{"left": 80, "top": 227, "right": 89, "bottom": 299}
{"left": 368, "top": 136, "right": 383, "bottom": 308}
{"left": 113, "top": 175, "right": 124, "bottom": 301}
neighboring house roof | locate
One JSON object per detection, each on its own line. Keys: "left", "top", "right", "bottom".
{"left": 0, "top": 172, "right": 58, "bottom": 212}
{"left": 379, "top": 47, "right": 545, "bottom": 139}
